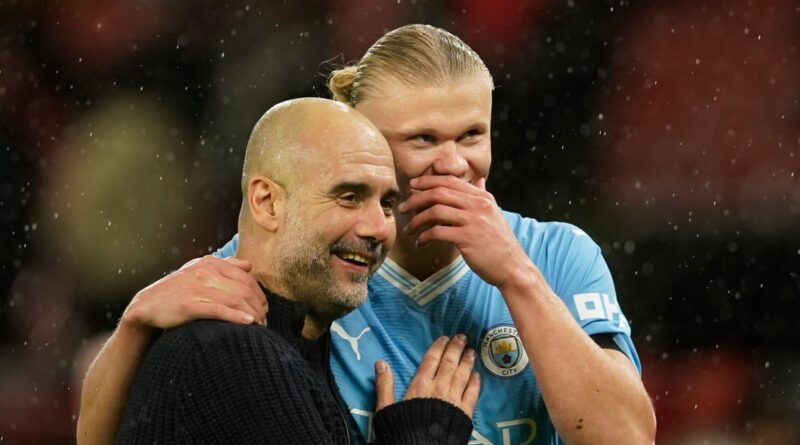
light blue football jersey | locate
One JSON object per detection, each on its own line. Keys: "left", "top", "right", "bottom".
{"left": 215, "top": 210, "right": 639, "bottom": 445}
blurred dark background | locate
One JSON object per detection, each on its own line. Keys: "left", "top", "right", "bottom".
{"left": 1, "top": 0, "right": 798, "bottom": 443}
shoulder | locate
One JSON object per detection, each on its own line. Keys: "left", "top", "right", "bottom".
{"left": 501, "top": 209, "right": 601, "bottom": 257}
{"left": 146, "top": 321, "right": 308, "bottom": 399}
{"left": 163, "top": 319, "right": 272, "bottom": 343}
{"left": 157, "top": 320, "right": 290, "bottom": 364}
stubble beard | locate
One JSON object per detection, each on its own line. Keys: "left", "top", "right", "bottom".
{"left": 276, "top": 216, "right": 371, "bottom": 322}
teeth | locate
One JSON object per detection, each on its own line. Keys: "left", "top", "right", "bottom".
{"left": 340, "top": 253, "right": 369, "bottom": 264}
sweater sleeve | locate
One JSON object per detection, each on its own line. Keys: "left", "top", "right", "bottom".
{"left": 117, "top": 320, "right": 339, "bottom": 444}
{"left": 373, "top": 398, "right": 473, "bottom": 445}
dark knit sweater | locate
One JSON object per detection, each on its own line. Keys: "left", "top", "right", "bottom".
{"left": 116, "top": 289, "right": 473, "bottom": 444}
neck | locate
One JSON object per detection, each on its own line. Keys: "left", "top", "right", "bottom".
{"left": 236, "top": 231, "right": 287, "bottom": 296}
{"left": 301, "top": 315, "right": 328, "bottom": 340}
{"left": 388, "top": 229, "right": 461, "bottom": 281}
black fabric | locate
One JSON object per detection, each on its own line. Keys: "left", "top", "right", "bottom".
{"left": 374, "top": 398, "right": 474, "bottom": 445}
{"left": 116, "top": 288, "right": 473, "bottom": 444}
{"left": 591, "top": 333, "right": 622, "bottom": 352}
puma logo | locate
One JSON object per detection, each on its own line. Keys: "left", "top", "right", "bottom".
{"left": 330, "top": 322, "right": 371, "bottom": 361}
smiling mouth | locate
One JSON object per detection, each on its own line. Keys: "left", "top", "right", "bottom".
{"left": 334, "top": 251, "right": 372, "bottom": 267}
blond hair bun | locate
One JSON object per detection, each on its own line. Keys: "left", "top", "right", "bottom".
{"left": 327, "top": 65, "right": 358, "bottom": 106}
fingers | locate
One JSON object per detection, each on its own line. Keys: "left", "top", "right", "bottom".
{"left": 188, "top": 256, "right": 268, "bottom": 324}
{"left": 449, "top": 345, "right": 476, "bottom": 398}
{"left": 222, "top": 256, "right": 253, "bottom": 271}
{"left": 409, "top": 175, "right": 485, "bottom": 194}
{"left": 204, "top": 287, "right": 265, "bottom": 324}
{"left": 402, "top": 335, "right": 481, "bottom": 418}
{"left": 217, "top": 257, "right": 267, "bottom": 305}
{"left": 461, "top": 372, "right": 481, "bottom": 418}
{"left": 403, "top": 204, "right": 468, "bottom": 236}
{"left": 189, "top": 301, "right": 255, "bottom": 324}
{"left": 374, "top": 360, "right": 395, "bottom": 412}
{"left": 414, "top": 336, "right": 449, "bottom": 381}
{"left": 211, "top": 273, "right": 267, "bottom": 323}
{"left": 416, "top": 224, "right": 460, "bottom": 248}
{"left": 398, "top": 186, "right": 468, "bottom": 213}
{"left": 434, "top": 334, "right": 468, "bottom": 389}
{"left": 126, "top": 255, "right": 267, "bottom": 330}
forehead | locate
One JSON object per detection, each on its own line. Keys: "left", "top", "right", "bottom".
{"left": 299, "top": 119, "right": 396, "bottom": 188}
{"left": 356, "top": 76, "right": 492, "bottom": 136}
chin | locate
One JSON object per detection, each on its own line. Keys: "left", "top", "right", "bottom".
{"left": 325, "top": 287, "right": 367, "bottom": 319}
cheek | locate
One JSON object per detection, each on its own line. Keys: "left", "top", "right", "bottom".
{"left": 391, "top": 146, "right": 434, "bottom": 181}
{"left": 468, "top": 141, "right": 492, "bottom": 177}
{"left": 309, "top": 211, "right": 346, "bottom": 240}
{"left": 325, "top": 212, "right": 351, "bottom": 232}
{"left": 385, "top": 219, "right": 398, "bottom": 247}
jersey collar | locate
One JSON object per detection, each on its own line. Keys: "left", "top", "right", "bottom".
{"left": 376, "top": 255, "right": 470, "bottom": 306}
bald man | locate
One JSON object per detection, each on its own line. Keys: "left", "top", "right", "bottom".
{"left": 115, "top": 99, "right": 479, "bottom": 444}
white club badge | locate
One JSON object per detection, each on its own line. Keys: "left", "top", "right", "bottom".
{"left": 479, "top": 324, "right": 530, "bottom": 378}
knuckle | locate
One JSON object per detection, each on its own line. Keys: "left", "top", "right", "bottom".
{"left": 477, "top": 197, "right": 494, "bottom": 211}
{"left": 441, "top": 353, "right": 459, "bottom": 367}
{"left": 433, "top": 382, "right": 450, "bottom": 397}
{"left": 427, "top": 353, "right": 443, "bottom": 365}
{"left": 208, "top": 305, "right": 224, "bottom": 317}
{"left": 193, "top": 268, "right": 210, "bottom": 281}
{"left": 418, "top": 361, "right": 436, "bottom": 375}
{"left": 423, "top": 348, "right": 441, "bottom": 361}
{"left": 177, "top": 300, "right": 193, "bottom": 312}
{"left": 197, "top": 255, "right": 216, "bottom": 267}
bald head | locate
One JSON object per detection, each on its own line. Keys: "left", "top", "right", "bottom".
{"left": 236, "top": 98, "right": 398, "bottom": 324}
{"left": 238, "top": 98, "right": 393, "bottom": 232}
{"left": 241, "top": 97, "right": 382, "bottom": 196}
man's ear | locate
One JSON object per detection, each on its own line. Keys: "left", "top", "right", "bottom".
{"left": 247, "top": 175, "right": 285, "bottom": 232}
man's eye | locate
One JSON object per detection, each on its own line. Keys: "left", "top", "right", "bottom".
{"left": 381, "top": 198, "right": 396, "bottom": 209}
{"left": 339, "top": 193, "right": 358, "bottom": 203}
{"left": 412, "top": 134, "right": 435, "bottom": 144}
{"left": 460, "top": 129, "right": 481, "bottom": 140}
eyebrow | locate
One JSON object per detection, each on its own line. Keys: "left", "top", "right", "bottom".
{"left": 330, "top": 182, "right": 401, "bottom": 201}
{"left": 388, "top": 122, "right": 489, "bottom": 139}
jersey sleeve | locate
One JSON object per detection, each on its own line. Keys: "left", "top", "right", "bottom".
{"left": 539, "top": 222, "right": 641, "bottom": 373}
{"left": 212, "top": 233, "right": 239, "bottom": 258}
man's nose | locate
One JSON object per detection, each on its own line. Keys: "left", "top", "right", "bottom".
{"left": 355, "top": 201, "right": 393, "bottom": 243}
{"left": 431, "top": 141, "right": 468, "bottom": 178}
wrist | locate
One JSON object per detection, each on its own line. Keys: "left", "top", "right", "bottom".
{"left": 498, "top": 261, "right": 541, "bottom": 296}
{"left": 119, "top": 309, "right": 157, "bottom": 342}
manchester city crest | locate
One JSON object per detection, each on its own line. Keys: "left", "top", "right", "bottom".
{"left": 479, "top": 324, "right": 529, "bottom": 378}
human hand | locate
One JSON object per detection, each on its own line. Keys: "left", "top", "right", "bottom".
{"left": 374, "top": 335, "right": 480, "bottom": 418}
{"left": 121, "top": 256, "right": 267, "bottom": 330}
{"left": 398, "top": 175, "right": 531, "bottom": 288}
